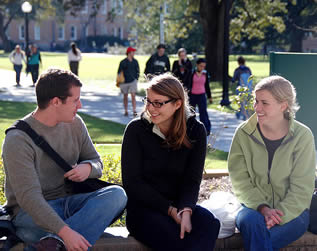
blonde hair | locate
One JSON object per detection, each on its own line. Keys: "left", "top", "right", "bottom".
{"left": 145, "top": 73, "right": 192, "bottom": 149}
{"left": 254, "top": 75, "right": 299, "bottom": 119}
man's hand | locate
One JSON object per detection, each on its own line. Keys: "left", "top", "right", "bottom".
{"left": 58, "top": 226, "right": 91, "bottom": 251}
{"left": 64, "top": 163, "right": 92, "bottom": 182}
{"left": 209, "top": 98, "right": 213, "bottom": 104}
{"left": 259, "top": 206, "right": 284, "bottom": 229}
{"left": 180, "top": 211, "right": 192, "bottom": 239}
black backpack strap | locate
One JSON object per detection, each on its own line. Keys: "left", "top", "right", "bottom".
{"left": 5, "top": 120, "right": 72, "bottom": 173}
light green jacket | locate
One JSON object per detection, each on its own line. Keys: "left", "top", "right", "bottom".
{"left": 228, "top": 114, "right": 316, "bottom": 224}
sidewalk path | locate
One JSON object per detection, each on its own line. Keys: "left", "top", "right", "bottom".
{"left": 0, "top": 69, "right": 242, "bottom": 152}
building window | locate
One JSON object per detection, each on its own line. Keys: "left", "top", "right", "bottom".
{"left": 118, "top": 27, "right": 123, "bottom": 39}
{"left": 81, "top": 0, "right": 88, "bottom": 14}
{"left": 70, "top": 26, "right": 77, "bottom": 40}
{"left": 102, "top": 26, "right": 107, "bottom": 35}
{"left": 58, "top": 26, "right": 65, "bottom": 40}
{"left": 85, "top": 26, "right": 89, "bottom": 37}
{"left": 117, "top": 0, "right": 123, "bottom": 15}
{"left": 19, "top": 24, "right": 25, "bottom": 40}
{"left": 113, "top": 27, "right": 117, "bottom": 37}
{"left": 34, "top": 25, "right": 40, "bottom": 40}
{"left": 102, "top": 0, "right": 107, "bottom": 14}
{"left": 111, "top": 0, "right": 116, "bottom": 10}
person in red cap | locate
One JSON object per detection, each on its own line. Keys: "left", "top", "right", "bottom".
{"left": 117, "top": 47, "right": 140, "bottom": 117}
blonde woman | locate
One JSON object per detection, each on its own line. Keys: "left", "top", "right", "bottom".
{"left": 9, "top": 45, "right": 26, "bottom": 86}
{"left": 122, "top": 73, "right": 220, "bottom": 250}
{"left": 229, "top": 76, "right": 315, "bottom": 250}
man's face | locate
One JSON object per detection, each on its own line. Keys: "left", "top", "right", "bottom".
{"left": 57, "top": 86, "right": 82, "bottom": 123}
{"left": 129, "top": 51, "right": 135, "bottom": 58}
{"left": 157, "top": 48, "right": 165, "bottom": 57}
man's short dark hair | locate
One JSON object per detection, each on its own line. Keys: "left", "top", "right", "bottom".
{"left": 237, "top": 56, "right": 245, "bottom": 65}
{"left": 196, "top": 58, "right": 206, "bottom": 65}
{"left": 36, "top": 68, "right": 82, "bottom": 109}
{"left": 157, "top": 44, "right": 166, "bottom": 50}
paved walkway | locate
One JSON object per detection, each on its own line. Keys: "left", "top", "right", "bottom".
{"left": 0, "top": 69, "right": 242, "bottom": 152}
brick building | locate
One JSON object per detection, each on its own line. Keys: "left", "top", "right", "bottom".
{"left": 302, "top": 32, "right": 317, "bottom": 52}
{"left": 5, "top": 0, "right": 130, "bottom": 51}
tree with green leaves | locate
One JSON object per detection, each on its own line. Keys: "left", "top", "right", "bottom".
{"left": 0, "top": 0, "right": 67, "bottom": 52}
{"left": 124, "top": 0, "right": 287, "bottom": 81}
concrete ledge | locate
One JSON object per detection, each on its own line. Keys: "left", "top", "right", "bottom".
{"left": 203, "top": 169, "right": 229, "bottom": 179}
{"left": 96, "top": 228, "right": 317, "bottom": 251}
{"left": 7, "top": 227, "right": 317, "bottom": 250}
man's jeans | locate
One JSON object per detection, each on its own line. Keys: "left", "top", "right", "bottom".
{"left": 13, "top": 186, "right": 127, "bottom": 250}
{"left": 236, "top": 206, "right": 309, "bottom": 251}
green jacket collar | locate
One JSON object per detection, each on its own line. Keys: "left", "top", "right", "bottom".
{"left": 241, "top": 113, "right": 295, "bottom": 140}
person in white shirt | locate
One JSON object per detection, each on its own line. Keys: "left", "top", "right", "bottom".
{"left": 67, "top": 42, "right": 82, "bottom": 76}
{"left": 9, "top": 45, "right": 26, "bottom": 86}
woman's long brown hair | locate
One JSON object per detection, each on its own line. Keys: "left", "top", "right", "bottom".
{"left": 146, "top": 73, "right": 192, "bottom": 149}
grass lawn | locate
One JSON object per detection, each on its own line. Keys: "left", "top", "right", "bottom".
{"left": 0, "top": 100, "right": 226, "bottom": 170}
{"left": 0, "top": 100, "right": 125, "bottom": 145}
{"left": 0, "top": 51, "right": 268, "bottom": 84}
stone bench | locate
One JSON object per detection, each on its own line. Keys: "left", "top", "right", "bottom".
{"left": 90, "top": 227, "right": 317, "bottom": 251}
{"left": 7, "top": 227, "right": 317, "bottom": 250}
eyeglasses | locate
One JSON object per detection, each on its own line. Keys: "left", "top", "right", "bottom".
{"left": 142, "top": 97, "right": 174, "bottom": 108}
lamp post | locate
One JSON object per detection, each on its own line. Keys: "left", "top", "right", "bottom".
{"left": 220, "top": 0, "right": 231, "bottom": 106}
{"left": 21, "top": 1, "right": 32, "bottom": 57}
{"left": 159, "top": 2, "right": 166, "bottom": 44}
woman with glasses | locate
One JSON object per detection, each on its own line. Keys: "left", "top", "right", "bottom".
{"left": 121, "top": 73, "right": 220, "bottom": 251}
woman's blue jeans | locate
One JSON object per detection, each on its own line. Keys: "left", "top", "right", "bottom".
{"left": 12, "top": 186, "right": 127, "bottom": 250}
{"left": 236, "top": 206, "right": 309, "bottom": 251}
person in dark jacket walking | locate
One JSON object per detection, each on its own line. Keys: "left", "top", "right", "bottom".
{"left": 172, "top": 48, "right": 192, "bottom": 86}
{"left": 122, "top": 73, "right": 220, "bottom": 251}
{"left": 185, "top": 58, "right": 212, "bottom": 136}
{"left": 117, "top": 47, "right": 140, "bottom": 117}
{"left": 27, "top": 44, "right": 42, "bottom": 87}
{"left": 144, "top": 44, "right": 170, "bottom": 76}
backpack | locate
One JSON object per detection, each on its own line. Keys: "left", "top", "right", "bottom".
{"left": 0, "top": 206, "right": 22, "bottom": 250}
{"left": 239, "top": 72, "right": 253, "bottom": 93}
{"left": 308, "top": 179, "right": 317, "bottom": 234}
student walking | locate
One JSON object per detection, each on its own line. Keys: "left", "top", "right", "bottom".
{"left": 144, "top": 44, "right": 170, "bottom": 76}
{"left": 232, "top": 56, "right": 253, "bottom": 120}
{"left": 117, "top": 47, "right": 140, "bottom": 117}
{"left": 122, "top": 73, "right": 220, "bottom": 251}
{"left": 185, "top": 58, "right": 212, "bottom": 136}
{"left": 27, "top": 44, "right": 42, "bottom": 86}
{"left": 172, "top": 48, "right": 192, "bottom": 86}
{"left": 9, "top": 45, "right": 26, "bottom": 86}
{"left": 68, "top": 42, "right": 82, "bottom": 76}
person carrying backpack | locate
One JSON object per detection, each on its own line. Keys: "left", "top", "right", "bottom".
{"left": 232, "top": 56, "right": 252, "bottom": 120}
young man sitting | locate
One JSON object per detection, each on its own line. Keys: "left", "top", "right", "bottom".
{"left": 2, "top": 68, "right": 127, "bottom": 251}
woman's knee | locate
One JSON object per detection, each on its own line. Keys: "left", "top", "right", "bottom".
{"left": 236, "top": 207, "right": 265, "bottom": 231}
{"left": 193, "top": 206, "right": 220, "bottom": 234}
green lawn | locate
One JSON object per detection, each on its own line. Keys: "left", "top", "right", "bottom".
{"left": 0, "top": 51, "right": 268, "bottom": 83}
{"left": 0, "top": 100, "right": 227, "bottom": 169}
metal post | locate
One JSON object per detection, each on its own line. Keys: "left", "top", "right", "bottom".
{"left": 25, "top": 13, "right": 29, "bottom": 57}
{"left": 159, "top": 3, "right": 165, "bottom": 44}
{"left": 220, "top": 0, "right": 231, "bottom": 106}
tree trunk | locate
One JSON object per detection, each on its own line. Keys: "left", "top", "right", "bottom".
{"left": 289, "top": 28, "right": 304, "bottom": 52}
{"left": 199, "top": 0, "right": 233, "bottom": 81}
{"left": 0, "top": 13, "right": 11, "bottom": 52}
